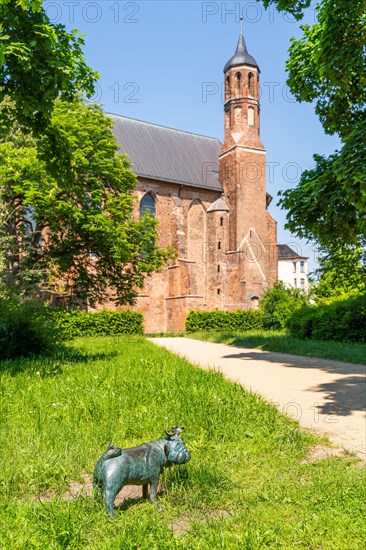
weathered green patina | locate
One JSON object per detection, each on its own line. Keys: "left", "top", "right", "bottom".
{"left": 93, "top": 427, "right": 191, "bottom": 517}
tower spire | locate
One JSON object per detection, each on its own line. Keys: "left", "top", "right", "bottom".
{"left": 223, "top": 22, "right": 259, "bottom": 73}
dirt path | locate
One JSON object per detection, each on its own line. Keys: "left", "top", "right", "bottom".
{"left": 150, "top": 338, "right": 366, "bottom": 460}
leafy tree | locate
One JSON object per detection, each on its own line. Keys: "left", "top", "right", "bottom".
{"left": 260, "top": 281, "right": 309, "bottom": 329}
{"left": 278, "top": 128, "right": 365, "bottom": 248}
{"left": 0, "top": 98, "right": 171, "bottom": 306}
{"left": 260, "top": 0, "right": 366, "bottom": 248}
{"left": 311, "top": 246, "right": 366, "bottom": 300}
{"left": 0, "top": 0, "right": 98, "bottom": 134}
{"left": 0, "top": 0, "right": 98, "bottom": 180}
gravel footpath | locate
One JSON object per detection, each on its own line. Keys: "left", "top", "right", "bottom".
{"left": 150, "top": 337, "right": 366, "bottom": 460}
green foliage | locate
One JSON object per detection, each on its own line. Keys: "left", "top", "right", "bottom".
{"left": 260, "top": 0, "right": 311, "bottom": 19}
{"left": 0, "top": 98, "right": 171, "bottom": 305}
{"left": 286, "top": 306, "right": 315, "bottom": 339}
{"left": 53, "top": 309, "right": 144, "bottom": 339}
{"left": 0, "top": 297, "right": 61, "bottom": 359}
{"left": 312, "top": 246, "right": 366, "bottom": 300}
{"left": 0, "top": 337, "right": 364, "bottom": 547}
{"left": 261, "top": 0, "right": 366, "bottom": 247}
{"left": 279, "top": 120, "right": 366, "bottom": 248}
{"left": 260, "top": 281, "right": 309, "bottom": 329}
{"left": 0, "top": 0, "right": 98, "bottom": 137}
{"left": 284, "top": 1, "right": 365, "bottom": 139}
{"left": 185, "top": 309, "right": 264, "bottom": 333}
{"left": 287, "top": 293, "right": 366, "bottom": 342}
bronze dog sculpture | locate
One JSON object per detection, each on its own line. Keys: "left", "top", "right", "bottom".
{"left": 93, "top": 426, "right": 191, "bottom": 517}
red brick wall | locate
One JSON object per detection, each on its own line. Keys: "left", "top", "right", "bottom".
{"left": 92, "top": 62, "right": 277, "bottom": 331}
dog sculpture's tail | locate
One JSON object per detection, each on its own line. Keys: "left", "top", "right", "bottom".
{"left": 101, "top": 443, "right": 123, "bottom": 460}
{"left": 93, "top": 443, "right": 122, "bottom": 499}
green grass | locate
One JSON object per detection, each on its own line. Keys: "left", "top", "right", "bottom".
{"left": 0, "top": 336, "right": 365, "bottom": 548}
{"left": 190, "top": 330, "right": 366, "bottom": 365}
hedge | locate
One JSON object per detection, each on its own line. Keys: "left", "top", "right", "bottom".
{"left": 0, "top": 298, "right": 61, "bottom": 359}
{"left": 186, "top": 309, "right": 264, "bottom": 333}
{"left": 286, "top": 293, "right": 366, "bottom": 342}
{"left": 53, "top": 309, "right": 144, "bottom": 339}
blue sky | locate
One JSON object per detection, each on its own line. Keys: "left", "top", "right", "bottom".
{"left": 45, "top": 0, "right": 340, "bottom": 273}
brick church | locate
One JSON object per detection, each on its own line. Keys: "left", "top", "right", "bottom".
{"left": 110, "top": 28, "right": 278, "bottom": 332}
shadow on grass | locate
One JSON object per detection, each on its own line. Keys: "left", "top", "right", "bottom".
{"left": 0, "top": 345, "right": 119, "bottom": 377}
{"left": 114, "top": 490, "right": 166, "bottom": 513}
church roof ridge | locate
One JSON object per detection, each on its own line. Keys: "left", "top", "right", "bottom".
{"left": 107, "top": 112, "right": 222, "bottom": 144}
{"left": 110, "top": 113, "right": 223, "bottom": 192}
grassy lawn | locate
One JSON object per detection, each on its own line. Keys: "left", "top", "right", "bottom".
{"left": 189, "top": 330, "right": 366, "bottom": 365}
{"left": 0, "top": 336, "right": 365, "bottom": 549}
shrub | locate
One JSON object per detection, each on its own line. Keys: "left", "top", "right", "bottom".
{"left": 0, "top": 298, "right": 61, "bottom": 360}
{"left": 53, "top": 309, "right": 144, "bottom": 339}
{"left": 285, "top": 306, "right": 315, "bottom": 339}
{"left": 260, "top": 282, "right": 309, "bottom": 330}
{"left": 185, "top": 309, "right": 264, "bottom": 333}
{"left": 287, "top": 293, "right": 366, "bottom": 342}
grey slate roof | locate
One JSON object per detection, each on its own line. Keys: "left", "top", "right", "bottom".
{"left": 224, "top": 31, "right": 259, "bottom": 73}
{"left": 277, "top": 244, "right": 308, "bottom": 260}
{"left": 109, "top": 113, "right": 222, "bottom": 192}
{"left": 207, "top": 197, "right": 229, "bottom": 212}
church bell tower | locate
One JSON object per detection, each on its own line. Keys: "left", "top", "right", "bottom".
{"left": 219, "top": 20, "right": 277, "bottom": 307}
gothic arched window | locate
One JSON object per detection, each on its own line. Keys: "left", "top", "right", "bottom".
{"left": 248, "top": 72, "right": 254, "bottom": 96}
{"left": 248, "top": 106, "right": 255, "bottom": 126}
{"left": 139, "top": 192, "right": 156, "bottom": 218}
{"left": 225, "top": 76, "right": 231, "bottom": 98}
{"left": 235, "top": 72, "right": 241, "bottom": 95}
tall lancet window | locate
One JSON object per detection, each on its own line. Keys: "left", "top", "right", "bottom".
{"left": 248, "top": 106, "right": 255, "bottom": 126}
{"left": 248, "top": 72, "right": 254, "bottom": 96}
{"left": 225, "top": 76, "right": 231, "bottom": 99}
{"left": 235, "top": 72, "right": 241, "bottom": 95}
{"left": 139, "top": 192, "right": 156, "bottom": 218}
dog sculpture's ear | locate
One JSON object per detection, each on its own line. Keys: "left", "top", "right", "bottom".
{"left": 172, "top": 426, "right": 184, "bottom": 435}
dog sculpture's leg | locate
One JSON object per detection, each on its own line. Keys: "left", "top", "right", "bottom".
{"left": 150, "top": 477, "right": 163, "bottom": 511}
{"left": 104, "top": 485, "right": 118, "bottom": 518}
{"left": 142, "top": 483, "right": 149, "bottom": 499}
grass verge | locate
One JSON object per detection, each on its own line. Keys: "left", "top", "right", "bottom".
{"left": 0, "top": 336, "right": 364, "bottom": 548}
{"left": 189, "top": 330, "right": 366, "bottom": 365}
